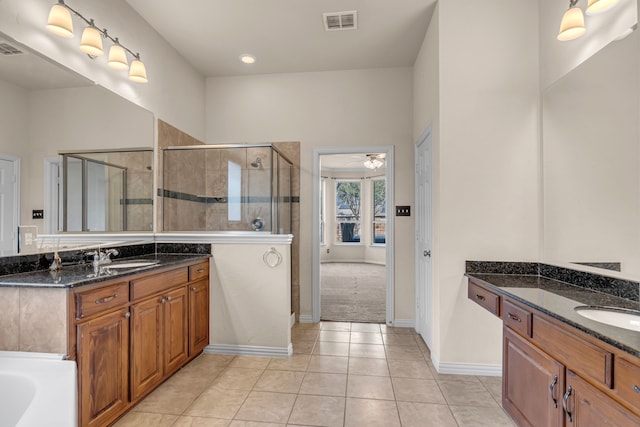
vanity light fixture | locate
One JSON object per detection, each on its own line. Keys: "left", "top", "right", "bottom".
{"left": 558, "top": 0, "right": 619, "bottom": 41}
{"left": 46, "top": 0, "right": 148, "bottom": 83}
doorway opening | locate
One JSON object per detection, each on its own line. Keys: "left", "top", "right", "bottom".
{"left": 0, "top": 154, "right": 20, "bottom": 254}
{"left": 312, "top": 147, "right": 394, "bottom": 325}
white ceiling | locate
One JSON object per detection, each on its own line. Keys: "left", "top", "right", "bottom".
{"left": 321, "top": 153, "right": 386, "bottom": 171}
{"left": 125, "top": 0, "right": 436, "bottom": 77}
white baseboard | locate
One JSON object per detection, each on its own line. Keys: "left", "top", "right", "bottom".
{"left": 205, "top": 343, "right": 293, "bottom": 358}
{"left": 391, "top": 319, "right": 415, "bottom": 328}
{"left": 290, "top": 312, "right": 296, "bottom": 328}
{"left": 431, "top": 354, "right": 502, "bottom": 376}
{"left": 299, "top": 314, "right": 314, "bottom": 323}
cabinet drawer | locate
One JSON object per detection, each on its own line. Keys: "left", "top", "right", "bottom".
{"left": 614, "top": 357, "right": 640, "bottom": 412}
{"left": 131, "top": 267, "right": 188, "bottom": 301}
{"left": 502, "top": 299, "right": 532, "bottom": 338}
{"left": 75, "top": 281, "right": 129, "bottom": 320}
{"left": 189, "top": 262, "right": 209, "bottom": 282}
{"left": 468, "top": 280, "right": 500, "bottom": 317}
{"left": 533, "top": 315, "right": 613, "bottom": 388}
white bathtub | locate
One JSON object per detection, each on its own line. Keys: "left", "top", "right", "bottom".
{"left": 0, "top": 352, "right": 77, "bottom": 427}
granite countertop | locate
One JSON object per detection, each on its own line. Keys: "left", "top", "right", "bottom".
{"left": 466, "top": 273, "right": 640, "bottom": 358}
{"left": 0, "top": 253, "right": 210, "bottom": 289}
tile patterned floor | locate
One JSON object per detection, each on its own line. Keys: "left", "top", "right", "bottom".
{"left": 113, "top": 322, "right": 515, "bottom": 427}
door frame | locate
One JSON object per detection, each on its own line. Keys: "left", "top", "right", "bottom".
{"left": 0, "top": 154, "right": 20, "bottom": 253}
{"left": 44, "top": 156, "right": 61, "bottom": 234}
{"left": 312, "top": 146, "right": 395, "bottom": 325}
{"left": 414, "top": 126, "right": 433, "bottom": 348}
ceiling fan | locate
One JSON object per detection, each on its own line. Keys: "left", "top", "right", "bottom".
{"left": 346, "top": 153, "right": 386, "bottom": 170}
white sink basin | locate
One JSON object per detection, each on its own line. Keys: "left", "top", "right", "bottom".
{"left": 106, "top": 260, "right": 159, "bottom": 269}
{"left": 574, "top": 306, "right": 640, "bottom": 332}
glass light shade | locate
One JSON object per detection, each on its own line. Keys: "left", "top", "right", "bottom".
{"left": 80, "top": 26, "right": 103, "bottom": 56}
{"left": 587, "top": 0, "right": 618, "bottom": 14}
{"left": 129, "top": 59, "right": 148, "bottom": 83}
{"left": 364, "top": 158, "right": 384, "bottom": 170}
{"left": 46, "top": 4, "right": 74, "bottom": 38}
{"left": 557, "top": 7, "right": 586, "bottom": 41}
{"left": 240, "top": 54, "right": 256, "bottom": 64}
{"left": 108, "top": 44, "right": 129, "bottom": 70}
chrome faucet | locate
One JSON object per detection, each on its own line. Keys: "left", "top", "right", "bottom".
{"left": 86, "top": 249, "right": 119, "bottom": 270}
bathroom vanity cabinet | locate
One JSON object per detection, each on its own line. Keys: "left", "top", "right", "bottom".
{"left": 468, "top": 278, "right": 640, "bottom": 426}
{"left": 72, "top": 259, "right": 210, "bottom": 427}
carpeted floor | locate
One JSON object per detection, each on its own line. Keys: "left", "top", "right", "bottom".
{"left": 320, "top": 262, "right": 386, "bottom": 323}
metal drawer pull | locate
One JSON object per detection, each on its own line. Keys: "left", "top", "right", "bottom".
{"left": 476, "top": 294, "right": 486, "bottom": 301}
{"left": 195, "top": 269, "right": 204, "bottom": 273}
{"left": 549, "top": 375, "right": 558, "bottom": 408}
{"left": 633, "top": 385, "right": 640, "bottom": 394}
{"left": 563, "top": 386, "right": 573, "bottom": 422}
{"left": 263, "top": 247, "right": 283, "bottom": 268}
{"left": 95, "top": 294, "right": 117, "bottom": 304}
{"left": 507, "top": 313, "right": 522, "bottom": 323}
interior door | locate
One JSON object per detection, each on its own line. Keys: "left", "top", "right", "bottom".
{"left": 0, "top": 158, "right": 17, "bottom": 254}
{"left": 415, "top": 128, "right": 433, "bottom": 348}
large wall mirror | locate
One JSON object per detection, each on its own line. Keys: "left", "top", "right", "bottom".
{"left": 0, "top": 33, "right": 154, "bottom": 255}
{"left": 543, "top": 28, "right": 640, "bottom": 279}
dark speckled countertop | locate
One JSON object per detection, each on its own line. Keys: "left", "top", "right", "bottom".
{"left": 0, "top": 253, "right": 210, "bottom": 288}
{"left": 466, "top": 272, "right": 640, "bottom": 358}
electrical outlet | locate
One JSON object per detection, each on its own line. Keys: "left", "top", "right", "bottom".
{"left": 32, "top": 210, "right": 44, "bottom": 219}
{"left": 326, "top": 248, "right": 330, "bottom": 254}
{"left": 395, "top": 206, "right": 411, "bottom": 216}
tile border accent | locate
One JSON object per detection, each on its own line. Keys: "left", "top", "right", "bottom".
{"left": 205, "top": 343, "right": 293, "bottom": 358}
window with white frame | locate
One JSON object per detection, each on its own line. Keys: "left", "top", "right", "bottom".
{"left": 335, "top": 180, "right": 361, "bottom": 243}
{"left": 372, "top": 178, "right": 386, "bottom": 245}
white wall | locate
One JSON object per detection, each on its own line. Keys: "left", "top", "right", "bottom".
{"left": 0, "top": 0, "right": 205, "bottom": 139}
{"left": 0, "top": 78, "right": 29, "bottom": 190}
{"left": 539, "top": 0, "right": 638, "bottom": 89}
{"left": 205, "top": 68, "right": 415, "bottom": 322}
{"left": 414, "top": 0, "right": 540, "bottom": 368}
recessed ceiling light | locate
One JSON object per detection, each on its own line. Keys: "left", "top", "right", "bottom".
{"left": 239, "top": 54, "right": 256, "bottom": 64}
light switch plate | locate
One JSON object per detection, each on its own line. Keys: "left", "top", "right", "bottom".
{"left": 395, "top": 206, "right": 410, "bottom": 216}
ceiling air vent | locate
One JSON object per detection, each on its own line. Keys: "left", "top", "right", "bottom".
{"left": 323, "top": 11, "right": 358, "bottom": 31}
{"left": 0, "top": 41, "right": 25, "bottom": 56}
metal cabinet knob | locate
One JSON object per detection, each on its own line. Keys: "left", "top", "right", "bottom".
{"left": 123, "top": 312, "right": 131, "bottom": 319}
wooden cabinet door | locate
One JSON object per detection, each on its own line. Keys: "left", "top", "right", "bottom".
{"left": 503, "top": 327, "right": 565, "bottom": 427}
{"left": 189, "top": 279, "right": 210, "bottom": 355}
{"left": 77, "top": 308, "right": 129, "bottom": 427}
{"left": 164, "top": 286, "right": 189, "bottom": 375}
{"left": 130, "top": 295, "right": 164, "bottom": 401}
{"left": 565, "top": 370, "right": 640, "bottom": 426}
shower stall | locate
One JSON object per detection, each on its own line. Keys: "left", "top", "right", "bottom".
{"left": 162, "top": 144, "right": 292, "bottom": 234}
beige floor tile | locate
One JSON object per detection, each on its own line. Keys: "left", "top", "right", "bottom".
{"left": 299, "top": 372, "right": 347, "bottom": 397}
{"left": 293, "top": 323, "right": 321, "bottom": 330}
{"left": 292, "top": 330, "right": 320, "bottom": 342}
{"left": 254, "top": 370, "right": 305, "bottom": 393}
{"left": 292, "top": 341, "right": 316, "bottom": 355}
{"left": 344, "top": 398, "right": 400, "bottom": 427}
{"left": 449, "top": 404, "right": 517, "bottom": 426}
{"left": 396, "top": 402, "right": 457, "bottom": 427}
{"left": 478, "top": 376, "right": 503, "bottom": 402}
{"left": 214, "top": 368, "right": 264, "bottom": 390}
{"left": 320, "top": 322, "right": 351, "bottom": 332}
{"left": 439, "top": 381, "right": 499, "bottom": 407}
{"left": 349, "top": 332, "right": 383, "bottom": 344}
{"left": 382, "top": 334, "right": 418, "bottom": 346}
{"left": 349, "top": 343, "right": 386, "bottom": 359}
{"left": 384, "top": 345, "right": 425, "bottom": 361}
{"left": 379, "top": 325, "right": 414, "bottom": 335}
{"left": 188, "top": 354, "right": 235, "bottom": 370}
{"left": 234, "top": 391, "right": 297, "bottom": 423}
{"left": 318, "top": 331, "right": 351, "bottom": 343}
{"left": 307, "top": 355, "right": 349, "bottom": 374}
{"left": 133, "top": 374, "right": 203, "bottom": 414}
{"left": 288, "top": 395, "right": 346, "bottom": 427}
{"left": 112, "top": 411, "right": 178, "bottom": 427}
{"left": 391, "top": 378, "right": 446, "bottom": 404}
{"left": 312, "top": 341, "right": 349, "bottom": 357}
{"left": 346, "top": 375, "right": 395, "bottom": 400}
{"left": 229, "top": 356, "right": 272, "bottom": 369}
{"left": 172, "top": 416, "right": 231, "bottom": 426}
{"left": 267, "top": 355, "right": 311, "bottom": 372}
{"left": 347, "top": 357, "right": 389, "bottom": 377}
{"left": 387, "top": 359, "right": 432, "bottom": 379}
{"left": 229, "top": 422, "right": 285, "bottom": 427}
{"left": 185, "top": 386, "right": 250, "bottom": 419}
{"left": 350, "top": 323, "right": 382, "bottom": 333}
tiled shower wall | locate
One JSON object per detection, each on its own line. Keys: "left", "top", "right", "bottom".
{"left": 156, "top": 119, "right": 301, "bottom": 319}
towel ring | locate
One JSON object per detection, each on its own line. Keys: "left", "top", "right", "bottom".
{"left": 263, "top": 247, "right": 283, "bottom": 268}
